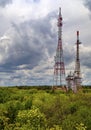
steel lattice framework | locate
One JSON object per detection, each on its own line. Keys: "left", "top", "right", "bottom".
{"left": 53, "top": 8, "right": 66, "bottom": 87}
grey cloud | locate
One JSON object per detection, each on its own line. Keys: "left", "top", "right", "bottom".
{"left": 0, "top": 11, "right": 57, "bottom": 73}
{"left": 64, "top": 45, "right": 75, "bottom": 66}
{"left": 84, "top": 0, "right": 91, "bottom": 18}
{"left": 0, "top": 0, "right": 12, "bottom": 7}
{"left": 81, "top": 51, "right": 91, "bottom": 69}
{"left": 84, "top": 0, "right": 91, "bottom": 11}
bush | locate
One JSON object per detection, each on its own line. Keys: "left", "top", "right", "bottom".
{"left": 16, "top": 106, "right": 46, "bottom": 130}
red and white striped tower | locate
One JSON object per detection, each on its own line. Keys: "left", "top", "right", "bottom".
{"left": 54, "top": 7, "right": 66, "bottom": 88}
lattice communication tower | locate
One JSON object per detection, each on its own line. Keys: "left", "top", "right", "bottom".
{"left": 53, "top": 8, "right": 66, "bottom": 88}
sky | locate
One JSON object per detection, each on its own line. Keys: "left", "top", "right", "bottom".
{"left": 0, "top": 0, "right": 91, "bottom": 86}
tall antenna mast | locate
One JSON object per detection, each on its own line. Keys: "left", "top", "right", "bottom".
{"left": 74, "top": 31, "right": 82, "bottom": 89}
{"left": 75, "top": 31, "right": 81, "bottom": 77}
{"left": 54, "top": 7, "right": 66, "bottom": 88}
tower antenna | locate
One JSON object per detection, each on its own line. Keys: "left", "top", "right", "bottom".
{"left": 74, "top": 31, "right": 82, "bottom": 91}
{"left": 53, "top": 7, "right": 66, "bottom": 89}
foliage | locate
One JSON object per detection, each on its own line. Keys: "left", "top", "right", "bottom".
{"left": 75, "top": 123, "right": 87, "bottom": 130}
{"left": 0, "top": 88, "right": 11, "bottom": 103}
{"left": 16, "top": 106, "right": 46, "bottom": 130}
{"left": 0, "top": 87, "right": 91, "bottom": 129}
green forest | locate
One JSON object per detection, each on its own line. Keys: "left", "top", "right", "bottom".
{"left": 0, "top": 86, "right": 91, "bottom": 130}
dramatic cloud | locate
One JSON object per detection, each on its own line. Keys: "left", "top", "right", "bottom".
{"left": 0, "top": 13, "right": 56, "bottom": 71}
{"left": 0, "top": 10, "right": 57, "bottom": 86}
